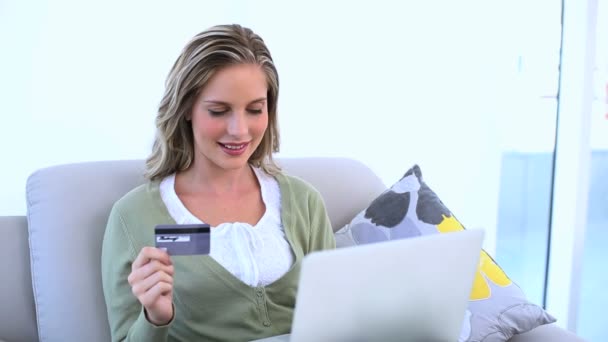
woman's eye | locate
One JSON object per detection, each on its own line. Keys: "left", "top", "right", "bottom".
{"left": 208, "top": 109, "right": 228, "bottom": 116}
{"left": 247, "top": 108, "right": 263, "bottom": 114}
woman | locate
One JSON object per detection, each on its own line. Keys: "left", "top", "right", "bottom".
{"left": 101, "top": 24, "right": 335, "bottom": 342}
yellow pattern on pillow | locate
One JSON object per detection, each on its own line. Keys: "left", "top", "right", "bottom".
{"left": 437, "top": 215, "right": 512, "bottom": 300}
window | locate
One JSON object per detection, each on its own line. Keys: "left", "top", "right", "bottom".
{"left": 577, "top": 1, "right": 608, "bottom": 340}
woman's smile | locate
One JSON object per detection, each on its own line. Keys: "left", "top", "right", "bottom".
{"left": 218, "top": 141, "right": 250, "bottom": 156}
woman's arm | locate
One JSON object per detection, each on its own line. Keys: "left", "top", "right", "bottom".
{"left": 307, "top": 189, "right": 337, "bottom": 253}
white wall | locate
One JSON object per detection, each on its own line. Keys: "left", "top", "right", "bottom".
{"left": 0, "top": 0, "right": 563, "bottom": 253}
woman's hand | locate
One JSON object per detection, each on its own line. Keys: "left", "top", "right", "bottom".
{"left": 128, "top": 247, "right": 175, "bottom": 325}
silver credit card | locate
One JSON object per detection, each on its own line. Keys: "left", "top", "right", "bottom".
{"left": 154, "top": 224, "right": 211, "bottom": 256}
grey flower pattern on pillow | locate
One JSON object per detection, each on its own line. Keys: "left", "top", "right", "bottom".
{"left": 363, "top": 164, "right": 454, "bottom": 228}
{"left": 417, "top": 178, "right": 452, "bottom": 225}
{"left": 364, "top": 191, "right": 410, "bottom": 227}
{"left": 403, "top": 164, "right": 454, "bottom": 225}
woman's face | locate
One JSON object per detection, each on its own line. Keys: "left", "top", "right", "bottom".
{"left": 189, "top": 64, "right": 269, "bottom": 173}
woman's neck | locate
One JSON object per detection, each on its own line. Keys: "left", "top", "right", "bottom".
{"left": 175, "top": 160, "right": 257, "bottom": 197}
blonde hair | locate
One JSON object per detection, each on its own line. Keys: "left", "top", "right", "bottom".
{"left": 145, "top": 24, "right": 280, "bottom": 181}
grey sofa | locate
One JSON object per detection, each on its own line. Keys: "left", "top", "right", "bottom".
{"left": 0, "top": 158, "right": 583, "bottom": 342}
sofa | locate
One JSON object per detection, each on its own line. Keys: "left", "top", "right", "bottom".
{"left": 0, "top": 157, "right": 584, "bottom": 342}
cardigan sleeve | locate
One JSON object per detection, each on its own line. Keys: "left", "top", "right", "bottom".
{"left": 101, "top": 204, "right": 173, "bottom": 342}
{"left": 307, "top": 189, "right": 337, "bottom": 253}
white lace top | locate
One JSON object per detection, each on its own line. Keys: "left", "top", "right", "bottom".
{"left": 159, "top": 167, "right": 294, "bottom": 287}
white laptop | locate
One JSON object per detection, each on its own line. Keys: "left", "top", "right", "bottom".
{"left": 252, "top": 229, "right": 484, "bottom": 342}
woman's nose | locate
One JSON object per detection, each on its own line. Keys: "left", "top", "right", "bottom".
{"left": 227, "top": 111, "right": 248, "bottom": 136}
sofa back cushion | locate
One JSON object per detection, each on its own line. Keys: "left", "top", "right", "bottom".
{"left": 26, "top": 157, "right": 385, "bottom": 341}
{"left": 0, "top": 216, "right": 38, "bottom": 342}
{"left": 27, "top": 160, "right": 146, "bottom": 341}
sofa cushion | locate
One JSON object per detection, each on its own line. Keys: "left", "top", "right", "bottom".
{"left": 27, "top": 160, "right": 146, "bottom": 342}
{"left": 0, "top": 216, "right": 39, "bottom": 342}
{"left": 335, "top": 165, "right": 556, "bottom": 342}
{"left": 509, "top": 323, "right": 585, "bottom": 342}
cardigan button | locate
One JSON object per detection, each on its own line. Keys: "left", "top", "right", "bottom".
{"left": 263, "top": 321, "right": 271, "bottom": 327}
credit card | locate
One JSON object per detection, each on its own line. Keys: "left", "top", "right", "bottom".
{"left": 154, "top": 224, "right": 211, "bottom": 256}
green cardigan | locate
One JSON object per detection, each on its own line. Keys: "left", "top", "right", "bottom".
{"left": 101, "top": 172, "right": 336, "bottom": 342}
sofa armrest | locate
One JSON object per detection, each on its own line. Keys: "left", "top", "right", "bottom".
{"left": 0, "top": 216, "right": 39, "bottom": 342}
{"left": 509, "top": 323, "right": 585, "bottom": 342}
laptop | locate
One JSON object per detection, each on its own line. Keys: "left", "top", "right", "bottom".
{"left": 252, "top": 229, "right": 484, "bottom": 342}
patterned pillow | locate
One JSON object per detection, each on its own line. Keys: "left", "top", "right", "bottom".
{"left": 335, "top": 165, "right": 556, "bottom": 342}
